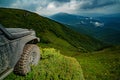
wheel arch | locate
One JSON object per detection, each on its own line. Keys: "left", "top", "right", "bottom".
{"left": 11, "top": 36, "right": 40, "bottom": 68}
{"left": 26, "top": 38, "right": 40, "bottom": 44}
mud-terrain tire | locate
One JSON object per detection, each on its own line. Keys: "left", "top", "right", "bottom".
{"left": 14, "top": 44, "right": 40, "bottom": 75}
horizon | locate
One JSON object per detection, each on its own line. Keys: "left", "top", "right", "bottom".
{"left": 0, "top": 0, "right": 120, "bottom": 16}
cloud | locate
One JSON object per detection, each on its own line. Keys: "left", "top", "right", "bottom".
{"left": 0, "top": 0, "right": 120, "bottom": 16}
{"left": 10, "top": 0, "right": 40, "bottom": 11}
{"left": 35, "top": 0, "right": 80, "bottom": 15}
{"left": 36, "top": 0, "right": 120, "bottom": 15}
{"left": 78, "top": 0, "right": 119, "bottom": 9}
{"left": 0, "top": 0, "right": 16, "bottom": 6}
{"left": 9, "top": 0, "right": 70, "bottom": 12}
{"left": 52, "top": 0, "right": 70, "bottom": 3}
{"left": 72, "top": 0, "right": 120, "bottom": 15}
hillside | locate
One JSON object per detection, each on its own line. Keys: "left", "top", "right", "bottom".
{"left": 0, "top": 8, "right": 120, "bottom": 80}
{"left": 50, "top": 13, "right": 120, "bottom": 45}
{"left": 4, "top": 48, "right": 84, "bottom": 80}
{"left": 0, "top": 8, "right": 105, "bottom": 55}
{"left": 75, "top": 46, "right": 120, "bottom": 80}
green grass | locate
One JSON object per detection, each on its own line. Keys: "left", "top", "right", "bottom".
{"left": 0, "top": 8, "right": 119, "bottom": 80}
{"left": 74, "top": 46, "right": 120, "bottom": 80}
{"left": 4, "top": 48, "right": 84, "bottom": 80}
{"left": 0, "top": 7, "right": 106, "bottom": 54}
{"left": 38, "top": 30, "right": 77, "bottom": 56}
{"left": 4, "top": 47, "right": 120, "bottom": 80}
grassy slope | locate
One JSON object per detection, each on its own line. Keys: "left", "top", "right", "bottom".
{"left": 74, "top": 46, "right": 120, "bottom": 80}
{"left": 4, "top": 48, "right": 84, "bottom": 80}
{"left": 0, "top": 8, "right": 105, "bottom": 55}
{"left": 0, "top": 8, "right": 119, "bottom": 80}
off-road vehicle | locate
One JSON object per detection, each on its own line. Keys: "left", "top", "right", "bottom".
{"left": 0, "top": 24, "right": 40, "bottom": 79}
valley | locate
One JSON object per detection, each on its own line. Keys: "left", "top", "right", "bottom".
{"left": 50, "top": 13, "right": 120, "bottom": 45}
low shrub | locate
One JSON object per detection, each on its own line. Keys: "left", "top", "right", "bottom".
{"left": 4, "top": 48, "right": 84, "bottom": 80}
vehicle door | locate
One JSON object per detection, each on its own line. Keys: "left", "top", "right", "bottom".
{"left": 0, "top": 30, "right": 9, "bottom": 74}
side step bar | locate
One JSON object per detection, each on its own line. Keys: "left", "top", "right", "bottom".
{"left": 0, "top": 68, "right": 13, "bottom": 80}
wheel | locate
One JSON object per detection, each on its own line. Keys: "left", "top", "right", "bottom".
{"left": 14, "top": 44, "right": 40, "bottom": 75}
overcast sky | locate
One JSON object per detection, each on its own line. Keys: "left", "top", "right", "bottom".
{"left": 0, "top": 0, "right": 120, "bottom": 16}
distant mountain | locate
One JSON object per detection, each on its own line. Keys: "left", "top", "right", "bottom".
{"left": 78, "top": 13, "right": 106, "bottom": 17}
{"left": 49, "top": 12, "right": 86, "bottom": 25}
{"left": 0, "top": 8, "right": 106, "bottom": 54}
{"left": 99, "top": 13, "right": 120, "bottom": 18}
{"left": 78, "top": 13, "right": 120, "bottom": 17}
{"left": 50, "top": 12, "right": 120, "bottom": 45}
{"left": 50, "top": 12, "right": 104, "bottom": 27}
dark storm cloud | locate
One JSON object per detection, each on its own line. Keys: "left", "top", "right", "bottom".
{"left": 23, "top": 4, "right": 37, "bottom": 11}
{"left": 0, "top": 0, "right": 120, "bottom": 15}
{"left": 79, "top": 0, "right": 120, "bottom": 9}
{"left": 48, "top": 0, "right": 71, "bottom": 7}
{"left": 0, "top": 0, "right": 70, "bottom": 8}
{"left": 0, "top": 0, "right": 16, "bottom": 6}
{"left": 52, "top": 0, "right": 70, "bottom": 3}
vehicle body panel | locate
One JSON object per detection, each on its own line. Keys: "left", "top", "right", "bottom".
{"left": 0, "top": 24, "right": 39, "bottom": 79}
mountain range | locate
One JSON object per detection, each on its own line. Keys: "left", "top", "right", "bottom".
{"left": 50, "top": 12, "right": 120, "bottom": 45}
